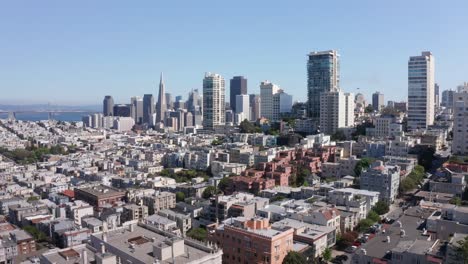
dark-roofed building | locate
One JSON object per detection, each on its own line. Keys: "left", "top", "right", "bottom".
{"left": 74, "top": 185, "right": 125, "bottom": 208}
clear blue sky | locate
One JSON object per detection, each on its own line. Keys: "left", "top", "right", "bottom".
{"left": 1, "top": 0, "right": 467, "bottom": 105}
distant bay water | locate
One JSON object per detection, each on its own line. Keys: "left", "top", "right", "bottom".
{"left": 0, "top": 112, "right": 98, "bottom": 122}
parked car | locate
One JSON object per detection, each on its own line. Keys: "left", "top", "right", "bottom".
{"left": 345, "top": 246, "right": 358, "bottom": 253}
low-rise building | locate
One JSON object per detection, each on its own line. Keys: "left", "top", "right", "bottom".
{"left": 209, "top": 217, "right": 294, "bottom": 264}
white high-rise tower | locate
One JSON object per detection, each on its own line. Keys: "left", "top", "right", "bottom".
{"left": 203, "top": 73, "right": 225, "bottom": 129}
{"left": 408, "top": 51, "right": 435, "bottom": 131}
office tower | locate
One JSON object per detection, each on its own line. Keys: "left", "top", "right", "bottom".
{"left": 235, "top": 94, "right": 250, "bottom": 121}
{"left": 81, "top": 115, "right": 92, "bottom": 127}
{"left": 344, "top": 93, "right": 355, "bottom": 128}
{"left": 307, "top": 50, "right": 340, "bottom": 119}
{"left": 372, "top": 92, "right": 385, "bottom": 111}
{"left": 184, "top": 112, "right": 194, "bottom": 127}
{"left": 156, "top": 73, "right": 167, "bottom": 123}
{"left": 457, "top": 82, "right": 468, "bottom": 93}
{"left": 441, "top": 90, "right": 455, "bottom": 109}
{"left": 165, "top": 93, "right": 173, "bottom": 109}
{"left": 408, "top": 51, "right": 435, "bottom": 131}
{"left": 113, "top": 104, "right": 132, "bottom": 117}
{"left": 174, "top": 101, "right": 186, "bottom": 110}
{"left": 453, "top": 90, "right": 468, "bottom": 155}
{"left": 203, "top": 73, "right": 226, "bottom": 128}
{"left": 249, "top": 94, "right": 261, "bottom": 121}
{"left": 131, "top": 96, "right": 143, "bottom": 124}
{"left": 230, "top": 76, "right": 247, "bottom": 112}
{"left": 354, "top": 93, "right": 366, "bottom": 116}
{"left": 113, "top": 117, "right": 135, "bottom": 132}
{"left": 167, "top": 110, "right": 185, "bottom": 132}
{"left": 187, "top": 89, "right": 201, "bottom": 112}
{"left": 434, "top": 83, "right": 440, "bottom": 108}
{"left": 175, "top": 95, "right": 183, "bottom": 102}
{"left": 193, "top": 112, "right": 203, "bottom": 126}
{"left": 103, "top": 95, "right": 114, "bottom": 116}
{"left": 260, "top": 81, "right": 293, "bottom": 122}
{"left": 143, "top": 94, "right": 155, "bottom": 124}
{"left": 225, "top": 109, "right": 234, "bottom": 124}
{"left": 260, "top": 81, "right": 279, "bottom": 121}
{"left": 319, "top": 91, "right": 355, "bottom": 135}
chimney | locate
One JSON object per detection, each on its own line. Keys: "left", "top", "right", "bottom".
{"left": 130, "top": 224, "right": 134, "bottom": 232}
{"left": 100, "top": 242, "right": 106, "bottom": 254}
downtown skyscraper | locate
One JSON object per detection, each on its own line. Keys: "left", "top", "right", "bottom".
{"left": 203, "top": 72, "right": 225, "bottom": 129}
{"left": 156, "top": 72, "right": 167, "bottom": 123}
{"left": 230, "top": 76, "right": 247, "bottom": 112}
{"left": 407, "top": 51, "right": 435, "bottom": 131}
{"left": 307, "top": 50, "right": 340, "bottom": 120}
{"left": 143, "top": 94, "right": 155, "bottom": 124}
{"left": 103, "top": 95, "right": 114, "bottom": 116}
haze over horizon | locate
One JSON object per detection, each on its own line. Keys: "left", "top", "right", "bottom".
{"left": 1, "top": 0, "right": 467, "bottom": 105}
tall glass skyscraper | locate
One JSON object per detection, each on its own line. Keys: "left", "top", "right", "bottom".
{"left": 143, "top": 94, "right": 155, "bottom": 125}
{"left": 103, "top": 95, "right": 114, "bottom": 116}
{"left": 307, "top": 50, "right": 340, "bottom": 119}
{"left": 230, "top": 76, "right": 247, "bottom": 112}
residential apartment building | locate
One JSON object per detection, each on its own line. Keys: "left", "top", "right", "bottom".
{"left": 260, "top": 81, "right": 293, "bottom": 121}
{"left": 203, "top": 72, "right": 226, "bottom": 129}
{"left": 452, "top": 90, "right": 468, "bottom": 155}
{"left": 360, "top": 161, "right": 400, "bottom": 204}
{"left": 408, "top": 51, "right": 435, "bottom": 130}
{"left": 319, "top": 91, "right": 354, "bottom": 135}
{"left": 307, "top": 50, "right": 340, "bottom": 120}
{"left": 142, "top": 191, "right": 176, "bottom": 214}
{"left": 210, "top": 217, "right": 294, "bottom": 264}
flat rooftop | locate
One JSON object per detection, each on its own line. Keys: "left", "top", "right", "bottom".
{"left": 356, "top": 206, "right": 434, "bottom": 260}
{"left": 76, "top": 185, "right": 125, "bottom": 198}
{"left": 92, "top": 224, "right": 214, "bottom": 264}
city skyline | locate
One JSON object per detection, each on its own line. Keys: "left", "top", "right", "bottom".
{"left": 1, "top": 1, "right": 467, "bottom": 105}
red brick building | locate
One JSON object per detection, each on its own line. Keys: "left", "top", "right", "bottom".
{"left": 74, "top": 185, "right": 125, "bottom": 208}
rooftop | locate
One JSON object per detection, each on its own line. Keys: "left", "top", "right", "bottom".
{"left": 76, "top": 185, "right": 125, "bottom": 198}
{"left": 92, "top": 224, "right": 217, "bottom": 264}
{"left": 356, "top": 206, "right": 434, "bottom": 260}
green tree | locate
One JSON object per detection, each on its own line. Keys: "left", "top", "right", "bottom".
{"left": 175, "top": 192, "right": 185, "bottom": 202}
{"left": 450, "top": 197, "right": 462, "bottom": 206}
{"left": 27, "top": 196, "right": 39, "bottom": 202}
{"left": 240, "top": 119, "right": 261, "bottom": 133}
{"left": 270, "top": 195, "right": 286, "bottom": 203}
{"left": 336, "top": 231, "right": 359, "bottom": 249}
{"left": 23, "top": 225, "right": 47, "bottom": 242}
{"left": 400, "top": 177, "right": 415, "bottom": 192}
{"left": 187, "top": 228, "right": 208, "bottom": 242}
{"left": 323, "top": 248, "right": 332, "bottom": 261}
{"left": 331, "top": 130, "right": 347, "bottom": 141}
{"left": 365, "top": 105, "right": 374, "bottom": 113}
{"left": 373, "top": 201, "right": 390, "bottom": 215}
{"left": 357, "top": 218, "right": 374, "bottom": 232}
{"left": 218, "top": 177, "right": 232, "bottom": 193}
{"left": 202, "top": 186, "right": 216, "bottom": 199}
{"left": 354, "top": 158, "right": 374, "bottom": 177}
{"left": 367, "top": 210, "right": 380, "bottom": 222}
{"left": 282, "top": 251, "right": 307, "bottom": 264}
{"left": 453, "top": 236, "right": 468, "bottom": 263}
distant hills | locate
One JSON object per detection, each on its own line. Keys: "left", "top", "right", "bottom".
{"left": 0, "top": 104, "right": 101, "bottom": 112}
